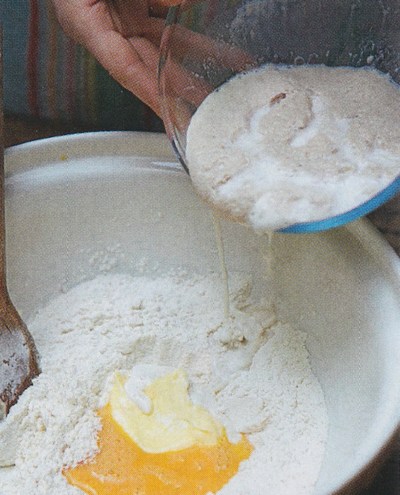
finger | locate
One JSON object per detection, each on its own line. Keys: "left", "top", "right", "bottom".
{"left": 114, "top": 0, "right": 149, "bottom": 19}
{"left": 135, "top": 17, "right": 255, "bottom": 72}
{"left": 112, "top": 14, "right": 165, "bottom": 45}
{"left": 166, "top": 24, "right": 255, "bottom": 71}
{"left": 110, "top": 0, "right": 149, "bottom": 34}
{"left": 53, "top": 1, "right": 162, "bottom": 114}
{"left": 129, "top": 36, "right": 159, "bottom": 74}
{"left": 132, "top": 36, "right": 212, "bottom": 132}
{"left": 130, "top": 36, "right": 210, "bottom": 110}
{"left": 147, "top": 1, "right": 172, "bottom": 19}
{"left": 159, "top": 44, "right": 212, "bottom": 108}
{"left": 149, "top": 0, "right": 182, "bottom": 9}
{"left": 84, "top": 28, "right": 161, "bottom": 116}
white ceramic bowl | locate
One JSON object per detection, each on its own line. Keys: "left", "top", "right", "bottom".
{"left": 3, "top": 132, "right": 400, "bottom": 494}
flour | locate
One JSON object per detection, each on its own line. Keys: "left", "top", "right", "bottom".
{"left": 186, "top": 64, "right": 400, "bottom": 230}
{"left": 0, "top": 271, "right": 328, "bottom": 495}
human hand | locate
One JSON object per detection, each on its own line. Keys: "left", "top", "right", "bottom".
{"left": 51, "top": 0, "right": 179, "bottom": 117}
{"left": 52, "top": 0, "right": 254, "bottom": 119}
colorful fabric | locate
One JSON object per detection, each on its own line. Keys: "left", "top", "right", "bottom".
{"left": 1, "top": 0, "right": 164, "bottom": 132}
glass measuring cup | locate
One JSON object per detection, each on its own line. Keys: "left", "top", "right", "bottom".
{"left": 158, "top": 0, "right": 400, "bottom": 233}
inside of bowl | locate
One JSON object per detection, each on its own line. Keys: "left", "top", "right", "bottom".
{"left": 270, "top": 226, "right": 400, "bottom": 493}
{"left": 5, "top": 133, "right": 400, "bottom": 494}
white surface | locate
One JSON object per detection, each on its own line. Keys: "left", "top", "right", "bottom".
{"left": 2, "top": 131, "right": 400, "bottom": 494}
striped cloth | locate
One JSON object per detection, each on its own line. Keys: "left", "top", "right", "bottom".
{"left": 1, "top": 0, "right": 164, "bottom": 132}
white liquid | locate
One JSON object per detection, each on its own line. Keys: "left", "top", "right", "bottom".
{"left": 212, "top": 213, "right": 230, "bottom": 319}
{"left": 186, "top": 65, "right": 400, "bottom": 230}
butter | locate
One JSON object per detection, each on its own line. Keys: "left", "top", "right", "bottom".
{"left": 109, "top": 368, "right": 224, "bottom": 453}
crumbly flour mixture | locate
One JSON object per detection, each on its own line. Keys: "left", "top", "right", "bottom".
{"left": 0, "top": 272, "right": 328, "bottom": 494}
{"left": 186, "top": 65, "right": 400, "bottom": 230}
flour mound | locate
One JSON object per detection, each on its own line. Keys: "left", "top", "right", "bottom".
{"left": 0, "top": 273, "right": 328, "bottom": 495}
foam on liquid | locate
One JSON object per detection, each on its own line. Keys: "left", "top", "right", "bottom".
{"left": 186, "top": 65, "right": 400, "bottom": 230}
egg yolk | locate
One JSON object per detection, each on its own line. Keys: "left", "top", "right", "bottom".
{"left": 64, "top": 403, "right": 253, "bottom": 495}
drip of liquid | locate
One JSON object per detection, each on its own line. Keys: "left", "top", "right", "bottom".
{"left": 212, "top": 213, "right": 230, "bottom": 319}
{"left": 263, "top": 231, "right": 274, "bottom": 284}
